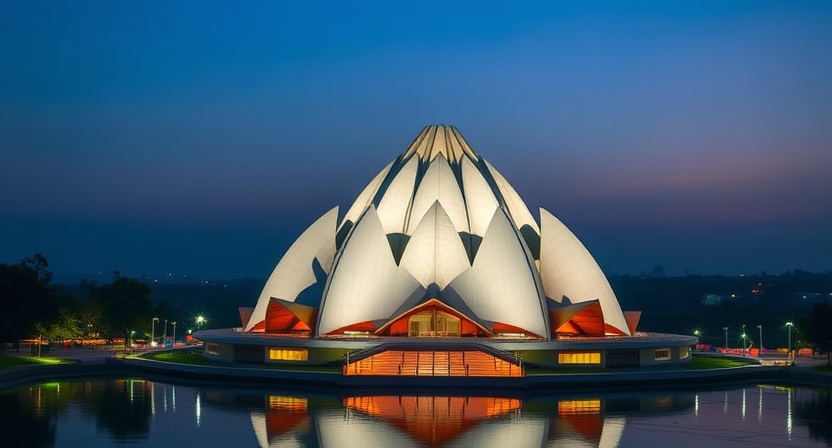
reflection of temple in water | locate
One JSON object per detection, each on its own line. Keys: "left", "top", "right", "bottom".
{"left": 16, "top": 380, "right": 830, "bottom": 448}
{"left": 341, "top": 396, "right": 521, "bottom": 446}
{"left": 248, "top": 393, "right": 695, "bottom": 448}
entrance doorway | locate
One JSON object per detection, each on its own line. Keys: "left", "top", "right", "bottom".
{"left": 408, "top": 309, "right": 461, "bottom": 337}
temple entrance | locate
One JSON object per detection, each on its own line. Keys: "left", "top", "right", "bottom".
{"left": 408, "top": 310, "right": 461, "bottom": 337}
{"left": 374, "top": 299, "right": 488, "bottom": 337}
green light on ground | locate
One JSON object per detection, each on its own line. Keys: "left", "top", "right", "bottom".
{"left": 32, "top": 357, "right": 63, "bottom": 365}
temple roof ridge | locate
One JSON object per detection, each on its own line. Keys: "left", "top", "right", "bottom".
{"left": 403, "top": 124, "right": 478, "bottom": 163}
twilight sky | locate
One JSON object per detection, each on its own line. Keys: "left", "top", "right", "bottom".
{"left": 1, "top": 1, "right": 831, "bottom": 279}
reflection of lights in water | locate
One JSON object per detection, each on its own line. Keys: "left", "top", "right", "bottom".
{"left": 758, "top": 387, "right": 763, "bottom": 422}
{"left": 742, "top": 388, "right": 746, "bottom": 419}
{"left": 654, "top": 396, "right": 672, "bottom": 409}
{"left": 723, "top": 391, "right": 728, "bottom": 415}
{"left": 558, "top": 399, "right": 601, "bottom": 415}
{"left": 269, "top": 396, "right": 307, "bottom": 412}
{"left": 695, "top": 394, "right": 699, "bottom": 417}
{"left": 163, "top": 386, "right": 168, "bottom": 412}
{"left": 787, "top": 388, "right": 793, "bottom": 440}
{"left": 129, "top": 379, "right": 134, "bottom": 404}
{"left": 16, "top": 381, "right": 828, "bottom": 448}
{"left": 172, "top": 385, "right": 176, "bottom": 412}
{"left": 245, "top": 395, "right": 633, "bottom": 448}
{"left": 343, "top": 396, "right": 523, "bottom": 447}
{"left": 196, "top": 392, "right": 201, "bottom": 428}
{"left": 351, "top": 397, "right": 627, "bottom": 448}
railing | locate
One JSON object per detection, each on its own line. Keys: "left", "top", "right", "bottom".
{"left": 556, "top": 332, "right": 697, "bottom": 342}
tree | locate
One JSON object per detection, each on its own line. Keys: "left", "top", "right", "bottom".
{"left": 96, "top": 277, "right": 152, "bottom": 341}
{"left": 41, "top": 309, "right": 84, "bottom": 341}
{"left": 806, "top": 302, "right": 832, "bottom": 364}
{"left": 0, "top": 254, "right": 57, "bottom": 344}
{"left": 77, "top": 293, "right": 105, "bottom": 340}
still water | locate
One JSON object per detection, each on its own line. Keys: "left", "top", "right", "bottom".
{"left": 0, "top": 378, "right": 830, "bottom": 448}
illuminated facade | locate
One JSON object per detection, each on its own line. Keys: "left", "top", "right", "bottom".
{"left": 198, "top": 125, "right": 697, "bottom": 372}
{"left": 243, "top": 125, "right": 634, "bottom": 339}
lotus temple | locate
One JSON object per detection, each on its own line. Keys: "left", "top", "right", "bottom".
{"left": 196, "top": 125, "right": 696, "bottom": 377}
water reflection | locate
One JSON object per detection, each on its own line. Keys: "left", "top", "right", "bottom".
{"left": 794, "top": 387, "right": 832, "bottom": 446}
{"left": 0, "top": 379, "right": 830, "bottom": 447}
{"left": 246, "top": 391, "right": 692, "bottom": 448}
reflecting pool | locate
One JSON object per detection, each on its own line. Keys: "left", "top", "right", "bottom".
{"left": 0, "top": 378, "right": 830, "bottom": 447}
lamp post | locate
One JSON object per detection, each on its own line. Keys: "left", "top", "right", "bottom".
{"left": 723, "top": 327, "right": 728, "bottom": 352}
{"left": 757, "top": 325, "right": 763, "bottom": 356}
{"left": 172, "top": 322, "right": 177, "bottom": 347}
{"left": 786, "top": 322, "right": 794, "bottom": 365}
{"left": 151, "top": 317, "right": 159, "bottom": 347}
{"left": 128, "top": 330, "right": 135, "bottom": 354}
{"left": 163, "top": 319, "right": 168, "bottom": 340}
{"left": 742, "top": 333, "right": 747, "bottom": 356}
{"left": 742, "top": 324, "right": 746, "bottom": 356}
{"left": 196, "top": 315, "right": 205, "bottom": 330}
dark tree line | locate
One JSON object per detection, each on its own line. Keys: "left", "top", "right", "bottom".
{"left": 806, "top": 302, "right": 832, "bottom": 364}
{"left": 609, "top": 272, "right": 832, "bottom": 354}
{"left": 0, "top": 255, "right": 152, "bottom": 345}
{"left": 3, "top": 254, "right": 831, "bottom": 357}
{"left": 0, "top": 254, "right": 58, "bottom": 343}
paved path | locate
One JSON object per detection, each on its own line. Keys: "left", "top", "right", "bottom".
{"left": 47, "top": 347, "right": 118, "bottom": 364}
{"left": 46, "top": 346, "right": 186, "bottom": 364}
{"left": 792, "top": 354, "right": 830, "bottom": 369}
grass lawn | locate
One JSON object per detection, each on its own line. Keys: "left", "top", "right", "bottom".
{"left": 686, "top": 356, "right": 748, "bottom": 369}
{"left": 140, "top": 351, "right": 341, "bottom": 373}
{"left": 816, "top": 364, "right": 832, "bottom": 373}
{"left": 0, "top": 354, "right": 68, "bottom": 370}
{"left": 142, "top": 351, "right": 215, "bottom": 366}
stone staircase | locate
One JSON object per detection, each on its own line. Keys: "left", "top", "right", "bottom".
{"left": 343, "top": 348, "right": 522, "bottom": 377}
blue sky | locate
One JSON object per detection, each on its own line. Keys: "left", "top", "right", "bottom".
{"left": 1, "top": 1, "right": 831, "bottom": 278}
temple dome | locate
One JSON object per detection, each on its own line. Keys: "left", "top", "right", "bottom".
{"left": 244, "top": 125, "right": 632, "bottom": 339}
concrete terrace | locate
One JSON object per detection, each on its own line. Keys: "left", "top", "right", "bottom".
{"left": 194, "top": 328, "right": 698, "bottom": 351}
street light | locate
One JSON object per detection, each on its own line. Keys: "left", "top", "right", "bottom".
{"left": 757, "top": 325, "right": 763, "bottom": 356}
{"left": 163, "top": 319, "right": 168, "bottom": 340}
{"left": 742, "top": 324, "right": 746, "bottom": 356}
{"left": 723, "top": 327, "right": 728, "bottom": 352}
{"left": 172, "top": 322, "right": 177, "bottom": 347}
{"left": 786, "top": 322, "right": 794, "bottom": 365}
{"left": 151, "top": 317, "right": 159, "bottom": 347}
{"left": 196, "top": 315, "right": 205, "bottom": 330}
{"left": 128, "top": 330, "right": 136, "bottom": 354}
{"left": 742, "top": 333, "right": 747, "bottom": 356}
